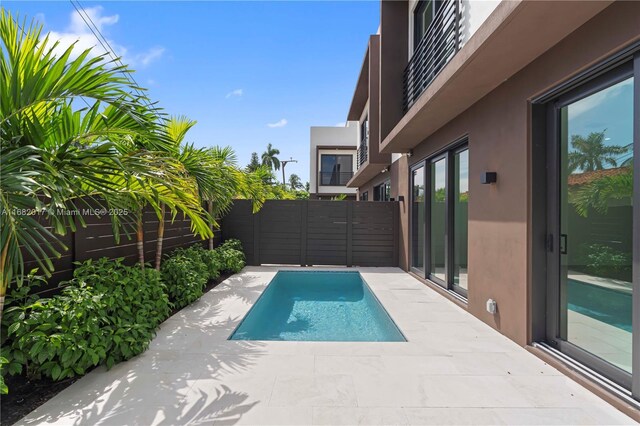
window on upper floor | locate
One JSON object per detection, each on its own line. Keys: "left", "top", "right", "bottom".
{"left": 319, "top": 154, "right": 353, "bottom": 186}
{"left": 360, "top": 191, "right": 369, "bottom": 201}
{"left": 360, "top": 116, "right": 369, "bottom": 144}
{"left": 413, "top": 0, "right": 443, "bottom": 51}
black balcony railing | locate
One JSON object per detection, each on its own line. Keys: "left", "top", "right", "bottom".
{"left": 357, "top": 139, "right": 368, "bottom": 169}
{"left": 403, "top": 0, "right": 461, "bottom": 112}
{"left": 319, "top": 171, "right": 354, "bottom": 186}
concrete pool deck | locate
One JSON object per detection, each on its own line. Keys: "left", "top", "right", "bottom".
{"left": 18, "top": 266, "right": 637, "bottom": 425}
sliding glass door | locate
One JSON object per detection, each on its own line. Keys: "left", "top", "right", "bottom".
{"left": 411, "top": 166, "right": 425, "bottom": 272}
{"left": 410, "top": 142, "right": 469, "bottom": 297}
{"left": 453, "top": 149, "right": 469, "bottom": 293}
{"left": 546, "top": 58, "right": 638, "bottom": 393}
{"left": 429, "top": 157, "right": 447, "bottom": 283}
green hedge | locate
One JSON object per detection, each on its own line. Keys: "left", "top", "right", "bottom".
{"left": 0, "top": 239, "right": 246, "bottom": 393}
{"left": 1, "top": 259, "right": 171, "bottom": 382}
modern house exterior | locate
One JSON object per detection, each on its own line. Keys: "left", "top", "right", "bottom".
{"left": 344, "top": 0, "right": 640, "bottom": 418}
{"left": 309, "top": 122, "right": 359, "bottom": 200}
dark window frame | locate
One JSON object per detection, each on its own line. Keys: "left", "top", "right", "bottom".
{"left": 413, "top": 0, "right": 442, "bottom": 51}
{"left": 319, "top": 154, "right": 354, "bottom": 186}
{"left": 374, "top": 179, "right": 391, "bottom": 202}
{"left": 541, "top": 56, "right": 638, "bottom": 394}
{"left": 409, "top": 138, "right": 469, "bottom": 298}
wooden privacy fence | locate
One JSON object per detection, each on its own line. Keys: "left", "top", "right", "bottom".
{"left": 23, "top": 205, "right": 220, "bottom": 295}
{"left": 221, "top": 199, "right": 399, "bottom": 267}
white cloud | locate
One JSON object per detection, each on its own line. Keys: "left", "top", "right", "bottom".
{"left": 335, "top": 122, "right": 346, "bottom": 127}
{"left": 267, "top": 119, "right": 288, "bottom": 128}
{"left": 43, "top": 6, "right": 164, "bottom": 68}
{"left": 568, "top": 78, "right": 633, "bottom": 120}
{"left": 225, "top": 89, "right": 244, "bottom": 99}
{"left": 136, "top": 46, "right": 165, "bottom": 67}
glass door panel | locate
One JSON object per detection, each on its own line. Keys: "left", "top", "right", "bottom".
{"left": 559, "top": 76, "right": 634, "bottom": 373}
{"left": 430, "top": 158, "right": 447, "bottom": 283}
{"left": 453, "top": 149, "right": 469, "bottom": 292}
{"left": 411, "top": 167, "right": 425, "bottom": 271}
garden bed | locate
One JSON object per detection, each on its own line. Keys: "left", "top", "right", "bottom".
{"left": 0, "top": 272, "right": 232, "bottom": 426}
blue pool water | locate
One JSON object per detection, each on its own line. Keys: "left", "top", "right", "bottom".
{"left": 567, "top": 279, "right": 632, "bottom": 332}
{"left": 230, "top": 271, "right": 406, "bottom": 342}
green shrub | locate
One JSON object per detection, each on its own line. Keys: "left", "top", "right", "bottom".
{"left": 213, "top": 239, "right": 245, "bottom": 274}
{"left": 0, "top": 357, "right": 8, "bottom": 394}
{"left": 172, "top": 245, "right": 221, "bottom": 280}
{"left": 161, "top": 252, "right": 208, "bottom": 309}
{"left": 220, "top": 239, "right": 243, "bottom": 252}
{"left": 72, "top": 258, "right": 171, "bottom": 365}
{"left": 1, "top": 258, "right": 171, "bottom": 383}
{"left": 584, "top": 243, "right": 632, "bottom": 279}
{"left": 3, "top": 284, "right": 111, "bottom": 381}
{"left": 216, "top": 248, "right": 246, "bottom": 274}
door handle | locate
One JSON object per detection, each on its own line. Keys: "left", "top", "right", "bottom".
{"left": 560, "top": 234, "right": 568, "bottom": 255}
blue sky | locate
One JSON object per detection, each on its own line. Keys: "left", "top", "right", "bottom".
{"left": 5, "top": 1, "right": 380, "bottom": 183}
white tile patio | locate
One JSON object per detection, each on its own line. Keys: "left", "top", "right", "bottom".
{"left": 17, "top": 266, "right": 637, "bottom": 425}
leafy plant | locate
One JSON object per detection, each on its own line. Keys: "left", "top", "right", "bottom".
{"left": 4, "top": 284, "right": 111, "bottom": 381}
{"left": 1, "top": 258, "right": 171, "bottom": 383}
{"left": 172, "top": 245, "right": 221, "bottom": 281}
{"left": 220, "top": 239, "right": 243, "bottom": 252}
{"left": 0, "top": 357, "right": 8, "bottom": 394}
{"left": 161, "top": 252, "right": 208, "bottom": 309}
{"left": 215, "top": 239, "right": 246, "bottom": 274}
{"left": 570, "top": 168, "right": 633, "bottom": 217}
{"left": 72, "top": 258, "right": 170, "bottom": 365}
{"left": 583, "top": 243, "right": 632, "bottom": 279}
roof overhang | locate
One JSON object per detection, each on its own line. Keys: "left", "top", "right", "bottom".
{"left": 346, "top": 161, "right": 388, "bottom": 188}
{"left": 380, "top": 0, "right": 614, "bottom": 154}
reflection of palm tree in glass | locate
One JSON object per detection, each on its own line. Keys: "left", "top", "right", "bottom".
{"left": 568, "top": 130, "right": 630, "bottom": 173}
{"left": 571, "top": 167, "right": 633, "bottom": 217}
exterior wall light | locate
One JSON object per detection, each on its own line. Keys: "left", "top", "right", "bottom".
{"left": 481, "top": 172, "right": 497, "bottom": 184}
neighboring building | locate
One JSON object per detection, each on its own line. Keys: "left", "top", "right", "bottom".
{"left": 309, "top": 122, "right": 358, "bottom": 200}
{"left": 344, "top": 0, "right": 640, "bottom": 416}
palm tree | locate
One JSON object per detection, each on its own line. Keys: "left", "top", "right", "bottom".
{"left": 568, "top": 131, "right": 630, "bottom": 173}
{"left": 0, "top": 11, "right": 211, "bottom": 317}
{"left": 0, "top": 10, "right": 150, "bottom": 316}
{"left": 261, "top": 143, "right": 281, "bottom": 171}
{"left": 288, "top": 173, "right": 303, "bottom": 190}
{"left": 153, "top": 116, "right": 198, "bottom": 270}
{"left": 570, "top": 167, "right": 633, "bottom": 217}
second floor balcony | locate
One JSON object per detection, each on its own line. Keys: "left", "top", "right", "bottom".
{"left": 357, "top": 138, "right": 368, "bottom": 169}
{"left": 403, "top": 0, "right": 462, "bottom": 113}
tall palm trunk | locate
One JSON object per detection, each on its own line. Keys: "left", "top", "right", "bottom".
{"left": 208, "top": 201, "right": 215, "bottom": 250}
{"left": 155, "top": 203, "right": 166, "bottom": 270}
{"left": 137, "top": 208, "right": 145, "bottom": 270}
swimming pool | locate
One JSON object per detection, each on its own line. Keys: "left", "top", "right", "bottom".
{"left": 567, "top": 278, "right": 632, "bottom": 332}
{"left": 230, "top": 271, "right": 406, "bottom": 342}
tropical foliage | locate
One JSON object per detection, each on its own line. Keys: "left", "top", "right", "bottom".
{"left": 0, "top": 10, "right": 266, "bottom": 318}
{"left": 261, "top": 143, "right": 281, "bottom": 170}
{"left": 1, "top": 240, "right": 247, "bottom": 390}
{"left": 567, "top": 131, "right": 630, "bottom": 173}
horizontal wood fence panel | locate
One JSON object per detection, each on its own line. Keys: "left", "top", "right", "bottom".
{"left": 20, "top": 203, "right": 217, "bottom": 296}
{"left": 221, "top": 199, "right": 398, "bottom": 267}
